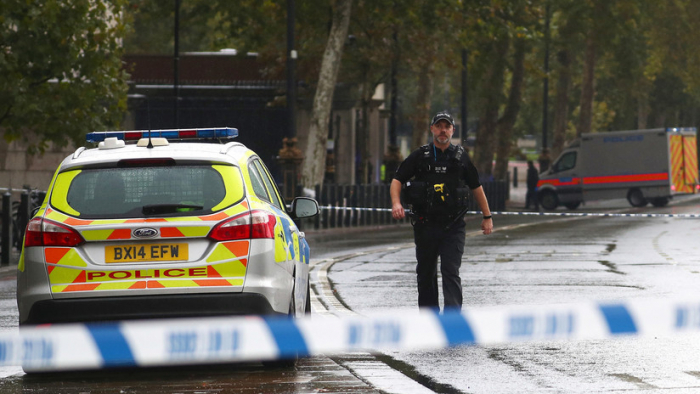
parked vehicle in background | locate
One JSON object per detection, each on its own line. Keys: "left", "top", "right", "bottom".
{"left": 537, "top": 128, "right": 698, "bottom": 210}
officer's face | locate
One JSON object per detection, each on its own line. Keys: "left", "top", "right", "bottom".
{"left": 430, "top": 120, "right": 454, "bottom": 146}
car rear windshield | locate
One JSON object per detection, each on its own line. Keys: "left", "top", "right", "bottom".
{"left": 51, "top": 165, "right": 244, "bottom": 218}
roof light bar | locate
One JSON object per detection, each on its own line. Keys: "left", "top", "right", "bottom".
{"left": 86, "top": 127, "right": 238, "bottom": 143}
{"left": 666, "top": 127, "right": 697, "bottom": 133}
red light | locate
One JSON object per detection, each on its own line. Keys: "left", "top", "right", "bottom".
{"left": 251, "top": 211, "right": 276, "bottom": 238}
{"left": 124, "top": 132, "right": 143, "bottom": 140}
{"left": 208, "top": 210, "right": 277, "bottom": 241}
{"left": 179, "top": 130, "right": 197, "bottom": 138}
{"left": 25, "top": 218, "right": 85, "bottom": 247}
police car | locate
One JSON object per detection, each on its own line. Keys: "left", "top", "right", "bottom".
{"left": 17, "top": 128, "right": 319, "bottom": 326}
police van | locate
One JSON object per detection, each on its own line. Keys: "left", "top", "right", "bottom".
{"left": 17, "top": 128, "right": 319, "bottom": 326}
{"left": 537, "top": 128, "right": 698, "bottom": 210}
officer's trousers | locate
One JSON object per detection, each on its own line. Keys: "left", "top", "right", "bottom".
{"left": 413, "top": 219, "right": 466, "bottom": 311}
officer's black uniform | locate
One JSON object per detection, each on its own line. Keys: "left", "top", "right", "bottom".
{"left": 394, "top": 143, "right": 481, "bottom": 310}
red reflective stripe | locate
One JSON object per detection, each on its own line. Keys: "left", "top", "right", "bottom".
{"left": 160, "top": 227, "right": 184, "bottom": 238}
{"left": 107, "top": 229, "right": 132, "bottom": 240}
{"left": 537, "top": 178, "right": 581, "bottom": 187}
{"left": 583, "top": 173, "right": 668, "bottom": 185}
{"left": 63, "top": 283, "right": 100, "bottom": 292}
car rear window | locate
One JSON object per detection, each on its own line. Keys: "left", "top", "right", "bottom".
{"left": 51, "top": 165, "right": 244, "bottom": 218}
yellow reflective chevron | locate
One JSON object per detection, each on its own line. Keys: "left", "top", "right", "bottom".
{"left": 50, "top": 170, "right": 81, "bottom": 216}
{"left": 211, "top": 165, "right": 245, "bottom": 211}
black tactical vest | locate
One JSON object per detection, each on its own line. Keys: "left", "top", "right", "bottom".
{"left": 410, "top": 144, "right": 468, "bottom": 216}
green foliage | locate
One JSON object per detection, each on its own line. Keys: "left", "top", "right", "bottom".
{"left": 11, "top": 0, "right": 700, "bottom": 155}
{"left": 0, "top": 0, "right": 130, "bottom": 153}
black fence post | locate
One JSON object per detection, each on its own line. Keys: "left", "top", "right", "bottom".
{"left": 1, "top": 193, "right": 11, "bottom": 266}
{"left": 314, "top": 184, "right": 321, "bottom": 230}
{"left": 355, "top": 185, "right": 363, "bottom": 227}
{"left": 18, "top": 192, "right": 31, "bottom": 247}
{"left": 328, "top": 184, "right": 336, "bottom": 229}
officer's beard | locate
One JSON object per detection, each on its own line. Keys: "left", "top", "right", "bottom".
{"left": 435, "top": 135, "right": 450, "bottom": 145}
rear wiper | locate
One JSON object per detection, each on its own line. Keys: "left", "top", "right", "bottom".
{"left": 142, "top": 204, "right": 204, "bottom": 215}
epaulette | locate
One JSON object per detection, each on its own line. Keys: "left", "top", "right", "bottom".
{"left": 420, "top": 144, "right": 431, "bottom": 158}
{"left": 454, "top": 145, "right": 464, "bottom": 161}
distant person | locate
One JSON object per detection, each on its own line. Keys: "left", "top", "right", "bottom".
{"left": 538, "top": 148, "right": 551, "bottom": 173}
{"left": 525, "top": 160, "right": 539, "bottom": 210}
{"left": 390, "top": 111, "right": 493, "bottom": 312}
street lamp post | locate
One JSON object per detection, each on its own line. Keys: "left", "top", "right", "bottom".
{"left": 461, "top": 48, "right": 468, "bottom": 146}
{"left": 286, "top": 0, "right": 297, "bottom": 138}
{"left": 174, "top": 0, "right": 180, "bottom": 128}
{"left": 541, "top": 2, "right": 551, "bottom": 150}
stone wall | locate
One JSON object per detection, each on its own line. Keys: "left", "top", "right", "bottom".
{"left": 0, "top": 138, "right": 75, "bottom": 193}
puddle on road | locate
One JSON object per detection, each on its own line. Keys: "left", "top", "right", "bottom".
{"left": 609, "top": 373, "right": 658, "bottom": 389}
{"left": 598, "top": 260, "right": 626, "bottom": 275}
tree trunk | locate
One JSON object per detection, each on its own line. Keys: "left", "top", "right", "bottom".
{"left": 474, "top": 35, "right": 509, "bottom": 177}
{"left": 494, "top": 38, "right": 526, "bottom": 181}
{"left": 358, "top": 81, "right": 373, "bottom": 183}
{"left": 637, "top": 92, "right": 649, "bottom": 129}
{"left": 301, "top": 0, "right": 353, "bottom": 189}
{"left": 552, "top": 49, "right": 571, "bottom": 158}
{"left": 411, "top": 56, "right": 436, "bottom": 150}
{"left": 577, "top": 33, "right": 596, "bottom": 137}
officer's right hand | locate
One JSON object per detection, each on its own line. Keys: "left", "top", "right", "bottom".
{"left": 392, "top": 203, "right": 405, "bottom": 220}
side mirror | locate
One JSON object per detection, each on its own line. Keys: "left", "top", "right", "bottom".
{"left": 291, "top": 197, "right": 319, "bottom": 219}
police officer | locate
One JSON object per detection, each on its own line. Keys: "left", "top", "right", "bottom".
{"left": 390, "top": 111, "right": 493, "bottom": 311}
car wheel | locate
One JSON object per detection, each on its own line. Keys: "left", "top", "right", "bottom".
{"left": 263, "top": 282, "right": 299, "bottom": 369}
{"left": 650, "top": 197, "right": 669, "bottom": 207}
{"left": 305, "top": 282, "right": 311, "bottom": 315}
{"left": 564, "top": 201, "right": 581, "bottom": 210}
{"left": 539, "top": 190, "right": 558, "bottom": 211}
{"left": 627, "top": 188, "right": 648, "bottom": 207}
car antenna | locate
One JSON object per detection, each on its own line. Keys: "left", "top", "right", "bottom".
{"left": 146, "top": 98, "right": 153, "bottom": 149}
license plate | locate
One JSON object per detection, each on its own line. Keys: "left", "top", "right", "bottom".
{"left": 105, "top": 244, "right": 189, "bottom": 263}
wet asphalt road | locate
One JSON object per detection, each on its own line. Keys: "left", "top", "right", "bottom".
{"left": 326, "top": 197, "right": 700, "bottom": 393}
{"left": 2, "top": 196, "right": 700, "bottom": 393}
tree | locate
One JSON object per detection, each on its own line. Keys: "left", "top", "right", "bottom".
{"left": 301, "top": 0, "right": 353, "bottom": 189}
{"left": 494, "top": 36, "right": 526, "bottom": 180}
{"left": 0, "top": 0, "right": 130, "bottom": 153}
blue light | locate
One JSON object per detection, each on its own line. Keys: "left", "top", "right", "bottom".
{"left": 215, "top": 128, "right": 238, "bottom": 138}
{"left": 160, "top": 130, "right": 179, "bottom": 139}
{"left": 197, "top": 129, "right": 215, "bottom": 138}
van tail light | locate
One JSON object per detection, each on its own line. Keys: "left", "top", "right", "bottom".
{"left": 24, "top": 218, "right": 85, "bottom": 247}
{"left": 208, "top": 210, "right": 277, "bottom": 242}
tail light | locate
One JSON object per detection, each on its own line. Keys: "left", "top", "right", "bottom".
{"left": 24, "top": 218, "right": 85, "bottom": 247}
{"left": 208, "top": 210, "right": 277, "bottom": 241}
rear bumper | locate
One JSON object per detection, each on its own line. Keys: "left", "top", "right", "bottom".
{"left": 22, "top": 293, "right": 281, "bottom": 325}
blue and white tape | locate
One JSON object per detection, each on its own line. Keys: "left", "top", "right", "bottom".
{"left": 3, "top": 298, "right": 700, "bottom": 371}
{"left": 318, "top": 206, "right": 700, "bottom": 219}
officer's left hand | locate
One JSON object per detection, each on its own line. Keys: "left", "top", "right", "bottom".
{"left": 482, "top": 218, "right": 493, "bottom": 235}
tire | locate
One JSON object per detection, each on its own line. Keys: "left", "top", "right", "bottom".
{"left": 650, "top": 197, "right": 669, "bottom": 207}
{"left": 564, "top": 201, "right": 581, "bottom": 210}
{"left": 305, "top": 282, "right": 311, "bottom": 315}
{"left": 627, "top": 189, "right": 648, "bottom": 207}
{"left": 539, "top": 190, "right": 559, "bottom": 211}
{"left": 263, "top": 280, "right": 299, "bottom": 369}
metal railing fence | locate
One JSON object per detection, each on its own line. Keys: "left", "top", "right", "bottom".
{"left": 298, "top": 180, "right": 509, "bottom": 231}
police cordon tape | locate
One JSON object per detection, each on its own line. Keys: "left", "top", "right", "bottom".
{"left": 318, "top": 206, "right": 700, "bottom": 219}
{"left": 3, "top": 297, "right": 700, "bottom": 371}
